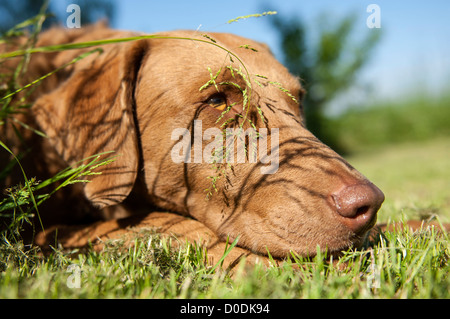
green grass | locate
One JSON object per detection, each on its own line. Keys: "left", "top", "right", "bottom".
{"left": 1, "top": 137, "right": 449, "bottom": 299}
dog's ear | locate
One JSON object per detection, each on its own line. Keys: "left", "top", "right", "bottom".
{"left": 33, "top": 40, "right": 149, "bottom": 208}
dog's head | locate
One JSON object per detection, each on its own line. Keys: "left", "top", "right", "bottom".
{"left": 33, "top": 27, "right": 384, "bottom": 257}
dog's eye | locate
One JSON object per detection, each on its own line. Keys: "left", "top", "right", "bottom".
{"left": 206, "top": 94, "right": 227, "bottom": 111}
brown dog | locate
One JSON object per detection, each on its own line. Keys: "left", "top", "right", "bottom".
{"left": 1, "top": 23, "right": 385, "bottom": 260}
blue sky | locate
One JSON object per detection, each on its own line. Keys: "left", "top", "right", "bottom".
{"left": 66, "top": 1, "right": 450, "bottom": 111}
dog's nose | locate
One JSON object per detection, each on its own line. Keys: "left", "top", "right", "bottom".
{"left": 331, "top": 183, "right": 385, "bottom": 234}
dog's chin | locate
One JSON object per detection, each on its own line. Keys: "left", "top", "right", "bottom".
{"left": 234, "top": 229, "right": 372, "bottom": 260}
{"left": 306, "top": 231, "right": 373, "bottom": 259}
{"left": 314, "top": 221, "right": 378, "bottom": 259}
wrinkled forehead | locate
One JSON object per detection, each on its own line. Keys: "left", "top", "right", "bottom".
{"left": 147, "top": 31, "right": 300, "bottom": 89}
{"left": 137, "top": 31, "right": 303, "bottom": 118}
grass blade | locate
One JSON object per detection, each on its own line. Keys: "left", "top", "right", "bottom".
{"left": 208, "top": 236, "right": 240, "bottom": 274}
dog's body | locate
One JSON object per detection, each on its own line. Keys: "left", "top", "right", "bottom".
{"left": 1, "top": 24, "right": 386, "bottom": 260}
